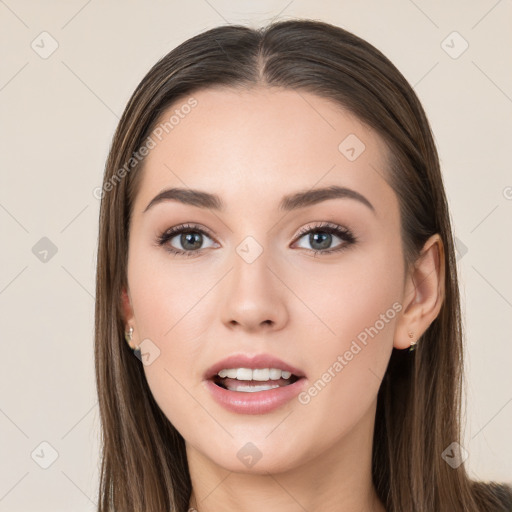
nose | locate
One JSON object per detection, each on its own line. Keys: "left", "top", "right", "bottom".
{"left": 219, "top": 244, "right": 288, "bottom": 333}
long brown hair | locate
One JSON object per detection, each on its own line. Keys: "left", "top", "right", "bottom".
{"left": 94, "top": 19, "right": 512, "bottom": 511}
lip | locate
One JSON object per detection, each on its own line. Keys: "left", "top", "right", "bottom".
{"left": 204, "top": 377, "right": 307, "bottom": 415}
{"left": 203, "top": 353, "right": 306, "bottom": 381}
{"left": 203, "top": 353, "right": 307, "bottom": 415}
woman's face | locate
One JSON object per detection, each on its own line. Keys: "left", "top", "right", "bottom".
{"left": 125, "top": 86, "right": 406, "bottom": 473}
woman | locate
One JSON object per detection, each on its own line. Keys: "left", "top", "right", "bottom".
{"left": 94, "top": 19, "right": 512, "bottom": 511}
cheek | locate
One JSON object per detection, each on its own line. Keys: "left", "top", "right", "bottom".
{"left": 287, "top": 236, "right": 403, "bottom": 345}
{"left": 127, "top": 239, "right": 217, "bottom": 344}
{"left": 289, "top": 243, "right": 403, "bottom": 426}
{"left": 126, "top": 279, "right": 211, "bottom": 439}
{"left": 126, "top": 244, "right": 221, "bottom": 430}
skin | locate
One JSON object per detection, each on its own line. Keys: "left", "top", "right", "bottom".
{"left": 121, "top": 86, "right": 445, "bottom": 512}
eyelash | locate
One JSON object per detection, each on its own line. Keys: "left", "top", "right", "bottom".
{"left": 155, "top": 221, "right": 357, "bottom": 258}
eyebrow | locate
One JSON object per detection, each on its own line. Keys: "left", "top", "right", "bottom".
{"left": 143, "top": 185, "right": 375, "bottom": 214}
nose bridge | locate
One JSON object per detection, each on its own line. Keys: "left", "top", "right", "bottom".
{"left": 219, "top": 232, "right": 287, "bottom": 330}
{"left": 233, "top": 232, "right": 275, "bottom": 299}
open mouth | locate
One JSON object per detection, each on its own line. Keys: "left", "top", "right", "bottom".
{"left": 212, "top": 373, "right": 301, "bottom": 393}
{"left": 204, "top": 364, "right": 308, "bottom": 414}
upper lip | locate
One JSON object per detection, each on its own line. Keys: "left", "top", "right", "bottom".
{"left": 204, "top": 353, "right": 306, "bottom": 380}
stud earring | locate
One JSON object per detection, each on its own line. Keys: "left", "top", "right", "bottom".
{"left": 408, "top": 331, "right": 418, "bottom": 352}
{"left": 124, "top": 326, "right": 134, "bottom": 349}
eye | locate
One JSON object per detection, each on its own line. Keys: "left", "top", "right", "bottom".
{"left": 293, "top": 222, "right": 356, "bottom": 256}
{"left": 156, "top": 221, "right": 357, "bottom": 258}
{"left": 156, "top": 223, "right": 217, "bottom": 257}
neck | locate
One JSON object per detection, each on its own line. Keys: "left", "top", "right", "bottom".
{"left": 186, "top": 400, "right": 385, "bottom": 512}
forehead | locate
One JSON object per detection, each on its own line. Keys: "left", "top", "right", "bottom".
{"left": 133, "top": 86, "right": 395, "bottom": 217}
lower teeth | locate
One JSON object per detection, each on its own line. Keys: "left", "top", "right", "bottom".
{"left": 227, "top": 383, "right": 281, "bottom": 393}
{"left": 213, "top": 376, "right": 297, "bottom": 392}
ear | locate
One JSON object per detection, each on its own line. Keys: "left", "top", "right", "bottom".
{"left": 394, "top": 234, "right": 446, "bottom": 350}
{"left": 121, "top": 286, "right": 138, "bottom": 350}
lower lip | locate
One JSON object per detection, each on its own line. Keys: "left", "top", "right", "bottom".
{"left": 204, "top": 378, "right": 307, "bottom": 415}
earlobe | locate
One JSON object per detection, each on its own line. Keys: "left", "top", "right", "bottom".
{"left": 121, "top": 287, "right": 134, "bottom": 322}
{"left": 393, "top": 234, "right": 445, "bottom": 350}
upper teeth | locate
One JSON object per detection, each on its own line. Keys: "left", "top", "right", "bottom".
{"left": 217, "top": 368, "right": 292, "bottom": 381}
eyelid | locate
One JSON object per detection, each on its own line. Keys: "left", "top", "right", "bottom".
{"left": 291, "top": 221, "right": 356, "bottom": 252}
{"left": 293, "top": 220, "right": 350, "bottom": 239}
{"left": 155, "top": 223, "right": 218, "bottom": 255}
{"left": 158, "top": 223, "right": 216, "bottom": 241}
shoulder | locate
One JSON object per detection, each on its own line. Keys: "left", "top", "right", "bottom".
{"left": 471, "top": 481, "right": 512, "bottom": 511}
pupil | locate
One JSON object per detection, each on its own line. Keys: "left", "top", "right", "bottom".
{"left": 181, "top": 232, "right": 202, "bottom": 250}
{"left": 310, "top": 231, "right": 331, "bottom": 250}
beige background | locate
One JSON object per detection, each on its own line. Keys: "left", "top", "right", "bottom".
{"left": 1, "top": 0, "right": 511, "bottom": 510}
